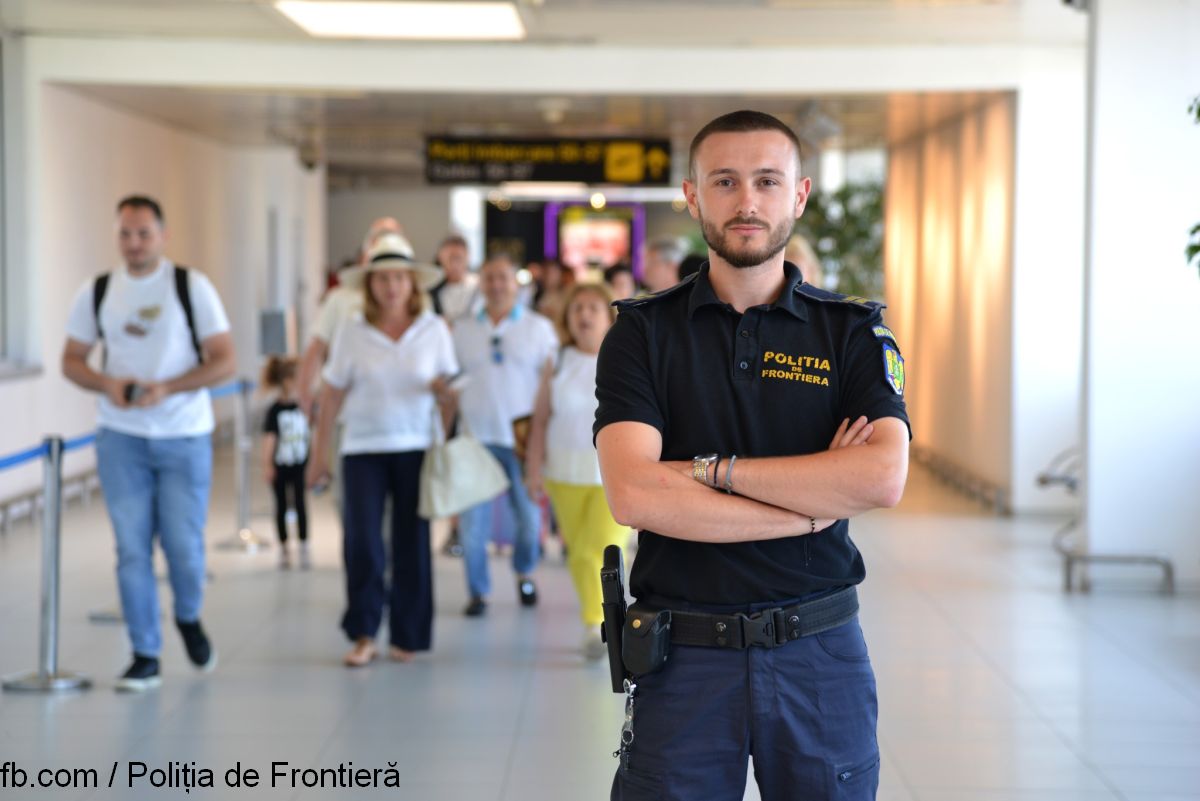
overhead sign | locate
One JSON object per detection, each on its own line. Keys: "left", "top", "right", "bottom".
{"left": 425, "top": 137, "right": 672, "bottom": 186}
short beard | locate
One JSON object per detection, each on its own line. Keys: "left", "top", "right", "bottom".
{"left": 699, "top": 211, "right": 793, "bottom": 270}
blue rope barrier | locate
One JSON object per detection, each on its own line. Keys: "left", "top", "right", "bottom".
{"left": 210, "top": 379, "right": 252, "bottom": 400}
{"left": 0, "top": 443, "right": 48, "bottom": 471}
{"left": 63, "top": 434, "right": 97, "bottom": 453}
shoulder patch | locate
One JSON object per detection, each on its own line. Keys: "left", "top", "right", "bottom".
{"left": 871, "top": 325, "right": 897, "bottom": 343}
{"left": 613, "top": 271, "right": 700, "bottom": 311}
{"left": 882, "top": 341, "right": 905, "bottom": 395}
{"left": 793, "top": 283, "right": 885, "bottom": 312}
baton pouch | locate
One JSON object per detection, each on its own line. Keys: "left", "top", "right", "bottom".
{"left": 621, "top": 607, "right": 672, "bottom": 676}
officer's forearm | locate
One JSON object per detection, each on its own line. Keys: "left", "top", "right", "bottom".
{"left": 603, "top": 460, "right": 835, "bottom": 543}
{"left": 728, "top": 426, "right": 909, "bottom": 519}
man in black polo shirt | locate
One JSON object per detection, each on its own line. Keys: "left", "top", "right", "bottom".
{"left": 595, "top": 110, "right": 910, "bottom": 801}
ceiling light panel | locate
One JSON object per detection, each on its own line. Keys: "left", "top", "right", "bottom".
{"left": 275, "top": 1, "right": 526, "bottom": 41}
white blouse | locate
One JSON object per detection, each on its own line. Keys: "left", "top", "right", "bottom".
{"left": 323, "top": 312, "right": 458, "bottom": 455}
{"left": 545, "top": 346, "right": 603, "bottom": 486}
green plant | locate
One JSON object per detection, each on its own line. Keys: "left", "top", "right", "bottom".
{"left": 1189, "top": 97, "right": 1200, "bottom": 273}
{"left": 793, "top": 182, "right": 884, "bottom": 299}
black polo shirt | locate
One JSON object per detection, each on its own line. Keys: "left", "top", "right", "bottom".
{"left": 593, "top": 261, "right": 910, "bottom": 606}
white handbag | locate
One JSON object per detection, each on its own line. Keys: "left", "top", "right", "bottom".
{"left": 418, "top": 410, "right": 510, "bottom": 520}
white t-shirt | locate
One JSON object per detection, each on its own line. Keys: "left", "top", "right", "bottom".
{"left": 434, "top": 274, "right": 481, "bottom": 326}
{"left": 545, "top": 347, "right": 603, "bottom": 486}
{"left": 453, "top": 306, "right": 560, "bottom": 448}
{"left": 312, "top": 284, "right": 364, "bottom": 344}
{"left": 323, "top": 312, "right": 458, "bottom": 455}
{"left": 65, "top": 260, "right": 231, "bottom": 438}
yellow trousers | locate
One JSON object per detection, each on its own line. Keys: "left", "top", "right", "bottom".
{"left": 544, "top": 481, "right": 629, "bottom": 626}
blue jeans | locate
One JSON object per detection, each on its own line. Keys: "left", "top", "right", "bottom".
{"left": 612, "top": 616, "right": 879, "bottom": 801}
{"left": 459, "top": 444, "right": 540, "bottom": 599}
{"left": 95, "top": 428, "right": 213, "bottom": 658}
{"left": 340, "top": 451, "right": 431, "bottom": 650}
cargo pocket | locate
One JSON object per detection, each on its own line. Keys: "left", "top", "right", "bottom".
{"left": 833, "top": 753, "right": 880, "bottom": 799}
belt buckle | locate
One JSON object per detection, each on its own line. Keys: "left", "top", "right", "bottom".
{"left": 738, "top": 608, "right": 785, "bottom": 648}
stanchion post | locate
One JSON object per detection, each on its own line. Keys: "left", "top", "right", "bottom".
{"left": 216, "top": 378, "right": 267, "bottom": 553}
{"left": 3, "top": 436, "right": 91, "bottom": 692}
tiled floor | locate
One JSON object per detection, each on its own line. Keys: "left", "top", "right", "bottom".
{"left": 0, "top": 454, "right": 1197, "bottom": 801}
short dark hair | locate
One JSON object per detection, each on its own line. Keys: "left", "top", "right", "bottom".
{"left": 116, "top": 195, "right": 164, "bottom": 224}
{"left": 438, "top": 233, "right": 468, "bottom": 251}
{"left": 604, "top": 263, "right": 633, "bottom": 282}
{"left": 688, "top": 110, "right": 803, "bottom": 180}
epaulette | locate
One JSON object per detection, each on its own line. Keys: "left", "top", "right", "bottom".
{"left": 794, "top": 283, "right": 885, "bottom": 312}
{"left": 613, "top": 271, "right": 700, "bottom": 311}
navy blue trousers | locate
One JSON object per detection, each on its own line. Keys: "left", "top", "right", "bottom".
{"left": 340, "top": 451, "right": 432, "bottom": 651}
{"left": 612, "top": 617, "right": 879, "bottom": 801}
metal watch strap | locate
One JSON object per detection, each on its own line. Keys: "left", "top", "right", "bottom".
{"left": 692, "top": 454, "right": 718, "bottom": 486}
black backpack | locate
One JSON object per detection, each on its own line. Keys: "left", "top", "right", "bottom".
{"left": 92, "top": 265, "right": 204, "bottom": 364}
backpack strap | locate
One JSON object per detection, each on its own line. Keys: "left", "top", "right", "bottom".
{"left": 174, "top": 265, "right": 205, "bottom": 364}
{"left": 92, "top": 272, "right": 111, "bottom": 369}
{"left": 430, "top": 278, "right": 448, "bottom": 316}
{"left": 92, "top": 273, "right": 111, "bottom": 340}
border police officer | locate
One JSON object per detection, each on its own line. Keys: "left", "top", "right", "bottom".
{"left": 595, "top": 110, "right": 911, "bottom": 801}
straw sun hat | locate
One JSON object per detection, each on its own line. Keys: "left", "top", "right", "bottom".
{"left": 341, "top": 232, "right": 443, "bottom": 292}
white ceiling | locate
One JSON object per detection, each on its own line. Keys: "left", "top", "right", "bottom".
{"left": 5, "top": 0, "right": 1077, "bottom": 186}
{"left": 0, "top": 0, "right": 1085, "bottom": 47}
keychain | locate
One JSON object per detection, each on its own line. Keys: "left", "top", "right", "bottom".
{"left": 613, "top": 678, "right": 638, "bottom": 764}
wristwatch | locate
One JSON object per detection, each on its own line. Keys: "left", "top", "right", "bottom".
{"left": 692, "top": 453, "right": 719, "bottom": 486}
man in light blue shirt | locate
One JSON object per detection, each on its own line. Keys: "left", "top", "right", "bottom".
{"left": 452, "top": 254, "right": 559, "bottom": 617}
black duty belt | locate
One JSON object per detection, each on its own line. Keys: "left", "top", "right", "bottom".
{"left": 661, "top": 586, "right": 858, "bottom": 650}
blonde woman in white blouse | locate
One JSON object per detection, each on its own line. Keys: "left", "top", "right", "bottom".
{"left": 525, "top": 282, "right": 626, "bottom": 660}
{"left": 308, "top": 234, "right": 458, "bottom": 668}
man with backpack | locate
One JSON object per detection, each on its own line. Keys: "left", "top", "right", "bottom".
{"left": 62, "top": 195, "right": 236, "bottom": 692}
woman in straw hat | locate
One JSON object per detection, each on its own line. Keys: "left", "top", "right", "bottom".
{"left": 307, "top": 233, "right": 457, "bottom": 667}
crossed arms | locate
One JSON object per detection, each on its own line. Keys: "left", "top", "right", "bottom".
{"left": 595, "top": 415, "right": 908, "bottom": 544}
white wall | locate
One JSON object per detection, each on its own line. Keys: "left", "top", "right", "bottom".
{"left": 327, "top": 187, "right": 452, "bottom": 267}
{"left": 1009, "top": 51, "right": 1087, "bottom": 513}
{"left": 0, "top": 82, "right": 325, "bottom": 498}
{"left": 1083, "top": 0, "right": 1200, "bottom": 584}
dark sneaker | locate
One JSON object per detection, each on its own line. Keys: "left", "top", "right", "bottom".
{"left": 115, "top": 654, "right": 160, "bottom": 692}
{"left": 176, "top": 619, "right": 217, "bottom": 672}
{"left": 463, "top": 597, "right": 487, "bottom": 617}
{"left": 517, "top": 578, "right": 538, "bottom": 607}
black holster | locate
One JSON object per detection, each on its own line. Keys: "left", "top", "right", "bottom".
{"left": 600, "top": 545, "right": 629, "bottom": 693}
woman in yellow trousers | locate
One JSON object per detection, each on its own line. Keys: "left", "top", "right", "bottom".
{"left": 526, "top": 282, "right": 626, "bottom": 660}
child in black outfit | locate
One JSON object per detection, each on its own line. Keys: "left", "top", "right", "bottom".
{"left": 261, "top": 356, "right": 311, "bottom": 569}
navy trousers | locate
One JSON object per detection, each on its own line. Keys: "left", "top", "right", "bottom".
{"left": 611, "top": 617, "right": 879, "bottom": 801}
{"left": 340, "top": 451, "right": 432, "bottom": 651}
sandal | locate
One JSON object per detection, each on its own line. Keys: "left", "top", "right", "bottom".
{"left": 388, "top": 647, "right": 415, "bottom": 663}
{"left": 343, "top": 638, "right": 377, "bottom": 668}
